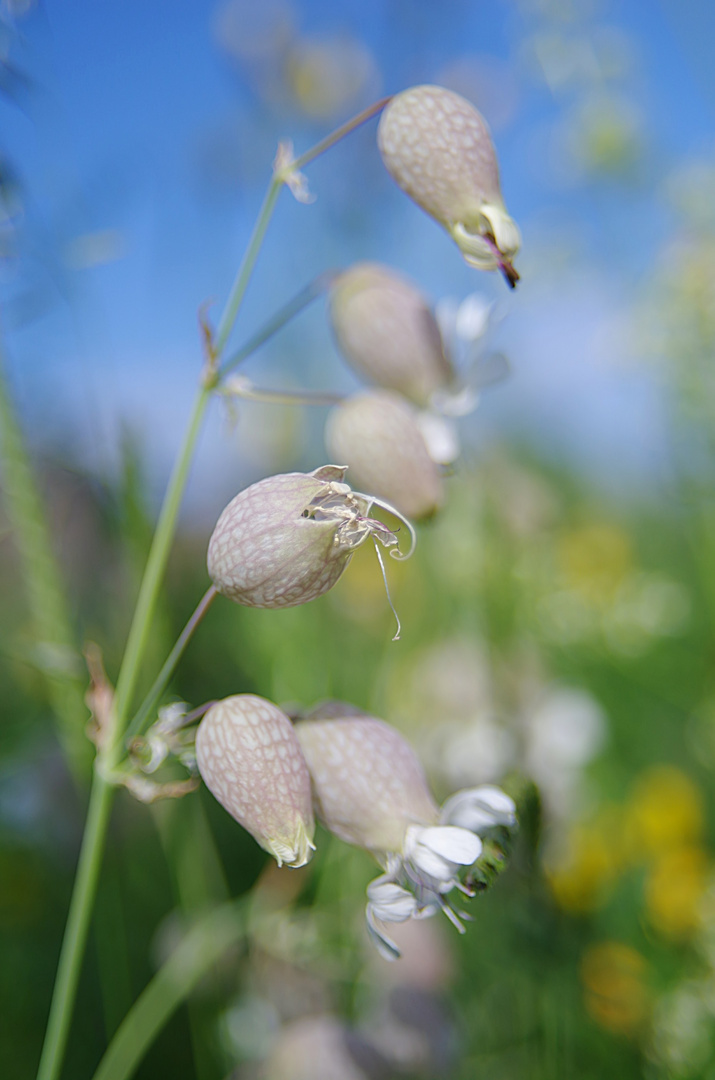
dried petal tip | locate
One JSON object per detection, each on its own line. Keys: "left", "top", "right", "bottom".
{"left": 208, "top": 465, "right": 403, "bottom": 609}
{"left": 378, "top": 85, "right": 521, "bottom": 287}
{"left": 195, "top": 695, "right": 315, "bottom": 868}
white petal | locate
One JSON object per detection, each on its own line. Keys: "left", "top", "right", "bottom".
{"left": 366, "top": 904, "right": 403, "bottom": 961}
{"left": 405, "top": 825, "right": 481, "bottom": 883}
{"left": 418, "top": 826, "right": 483, "bottom": 864}
{"left": 440, "top": 786, "right": 517, "bottom": 832}
{"left": 366, "top": 878, "right": 418, "bottom": 922}
{"left": 455, "top": 294, "right": 492, "bottom": 343}
{"left": 416, "top": 411, "right": 460, "bottom": 465}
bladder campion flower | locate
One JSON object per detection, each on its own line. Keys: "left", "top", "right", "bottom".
{"left": 324, "top": 391, "right": 443, "bottom": 521}
{"left": 208, "top": 465, "right": 412, "bottom": 608}
{"left": 378, "top": 85, "right": 521, "bottom": 287}
{"left": 295, "top": 704, "right": 516, "bottom": 959}
{"left": 329, "top": 262, "right": 455, "bottom": 407}
{"left": 196, "top": 694, "right": 315, "bottom": 868}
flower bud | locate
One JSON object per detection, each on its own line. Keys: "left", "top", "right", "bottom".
{"left": 324, "top": 391, "right": 443, "bottom": 521}
{"left": 329, "top": 262, "right": 454, "bottom": 407}
{"left": 295, "top": 707, "right": 440, "bottom": 859}
{"left": 378, "top": 85, "right": 520, "bottom": 286}
{"left": 208, "top": 465, "right": 401, "bottom": 608}
{"left": 195, "top": 694, "right": 315, "bottom": 868}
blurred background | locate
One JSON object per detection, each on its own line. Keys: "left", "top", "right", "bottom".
{"left": 2, "top": 0, "right": 715, "bottom": 1077}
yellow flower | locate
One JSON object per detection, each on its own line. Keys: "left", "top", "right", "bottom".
{"left": 624, "top": 766, "right": 704, "bottom": 860}
{"left": 557, "top": 523, "right": 632, "bottom": 605}
{"left": 645, "top": 846, "right": 709, "bottom": 939}
{"left": 545, "top": 817, "right": 619, "bottom": 914}
{"left": 580, "top": 942, "right": 649, "bottom": 1036}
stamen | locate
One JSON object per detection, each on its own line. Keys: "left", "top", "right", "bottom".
{"left": 358, "top": 493, "right": 417, "bottom": 560}
{"left": 372, "top": 538, "right": 402, "bottom": 642}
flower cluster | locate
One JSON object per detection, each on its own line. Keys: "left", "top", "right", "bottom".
{"left": 195, "top": 696, "right": 516, "bottom": 959}
{"left": 192, "top": 82, "right": 522, "bottom": 960}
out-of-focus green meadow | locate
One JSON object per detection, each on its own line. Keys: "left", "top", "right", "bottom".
{"left": 3, "top": 426, "right": 715, "bottom": 1078}
{"left": 2, "top": 2, "right": 715, "bottom": 1079}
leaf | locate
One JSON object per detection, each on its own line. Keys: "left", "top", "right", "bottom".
{"left": 91, "top": 900, "right": 246, "bottom": 1080}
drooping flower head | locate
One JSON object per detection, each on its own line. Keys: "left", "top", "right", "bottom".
{"left": 295, "top": 703, "right": 517, "bottom": 958}
{"left": 208, "top": 465, "right": 412, "bottom": 609}
{"left": 378, "top": 85, "right": 521, "bottom": 287}
{"left": 196, "top": 694, "right": 315, "bottom": 868}
{"left": 324, "top": 391, "right": 443, "bottom": 521}
{"left": 329, "top": 262, "right": 455, "bottom": 407}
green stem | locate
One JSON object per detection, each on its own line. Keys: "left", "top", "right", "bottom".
{"left": 219, "top": 381, "right": 345, "bottom": 408}
{"left": 213, "top": 177, "right": 282, "bottom": 357}
{"left": 37, "top": 169, "right": 286, "bottom": 1080}
{"left": 107, "top": 386, "right": 211, "bottom": 765}
{"left": 218, "top": 270, "right": 337, "bottom": 379}
{"left": 36, "top": 774, "right": 114, "bottom": 1080}
{"left": 125, "top": 584, "right": 218, "bottom": 741}
{"left": 291, "top": 95, "right": 392, "bottom": 171}
{"left": 91, "top": 900, "right": 246, "bottom": 1080}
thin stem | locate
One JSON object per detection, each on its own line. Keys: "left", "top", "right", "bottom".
{"left": 292, "top": 95, "right": 392, "bottom": 172}
{"left": 36, "top": 774, "right": 114, "bottom": 1080}
{"left": 37, "top": 167, "right": 286, "bottom": 1080}
{"left": 213, "top": 177, "right": 282, "bottom": 356}
{"left": 125, "top": 585, "right": 218, "bottom": 741}
{"left": 220, "top": 379, "right": 345, "bottom": 408}
{"left": 219, "top": 270, "right": 337, "bottom": 379}
{"left": 108, "top": 386, "right": 211, "bottom": 766}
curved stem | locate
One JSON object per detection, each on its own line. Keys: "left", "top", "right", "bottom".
{"left": 125, "top": 585, "right": 218, "bottom": 742}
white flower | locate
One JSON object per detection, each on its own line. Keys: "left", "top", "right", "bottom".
{"left": 295, "top": 705, "right": 516, "bottom": 959}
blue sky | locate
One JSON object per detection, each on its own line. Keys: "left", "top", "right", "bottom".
{"left": 1, "top": 0, "right": 713, "bottom": 513}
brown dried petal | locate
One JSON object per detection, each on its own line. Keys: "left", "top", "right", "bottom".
{"left": 325, "top": 391, "right": 443, "bottom": 521}
{"left": 296, "top": 710, "right": 439, "bottom": 858}
{"left": 196, "top": 694, "right": 315, "bottom": 868}
{"left": 330, "top": 262, "right": 454, "bottom": 407}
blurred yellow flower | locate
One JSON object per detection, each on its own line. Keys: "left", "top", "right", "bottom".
{"left": 580, "top": 942, "right": 649, "bottom": 1036}
{"left": 624, "top": 765, "right": 704, "bottom": 860}
{"left": 557, "top": 523, "right": 632, "bottom": 605}
{"left": 545, "top": 815, "right": 620, "bottom": 913}
{"left": 645, "top": 846, "right": 709, "bottom": 940}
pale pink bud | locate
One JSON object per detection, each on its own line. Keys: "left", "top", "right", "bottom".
{"left": 378, "top": 85, "right": 521, "bottom": 287}
{"left": 207, "top": 465, "right": 401, "bottom": 608}
{"left": 329, "top": 262, "right": 454, "bottom": 407}
{"left": 195, "top": 694, "right": 315, "bottom": 868}
{"left": 295, "top": 707, "right": 439, "bottom": 859}
{"left": 325, "top": 390, "right": 443, "bottom": 521}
